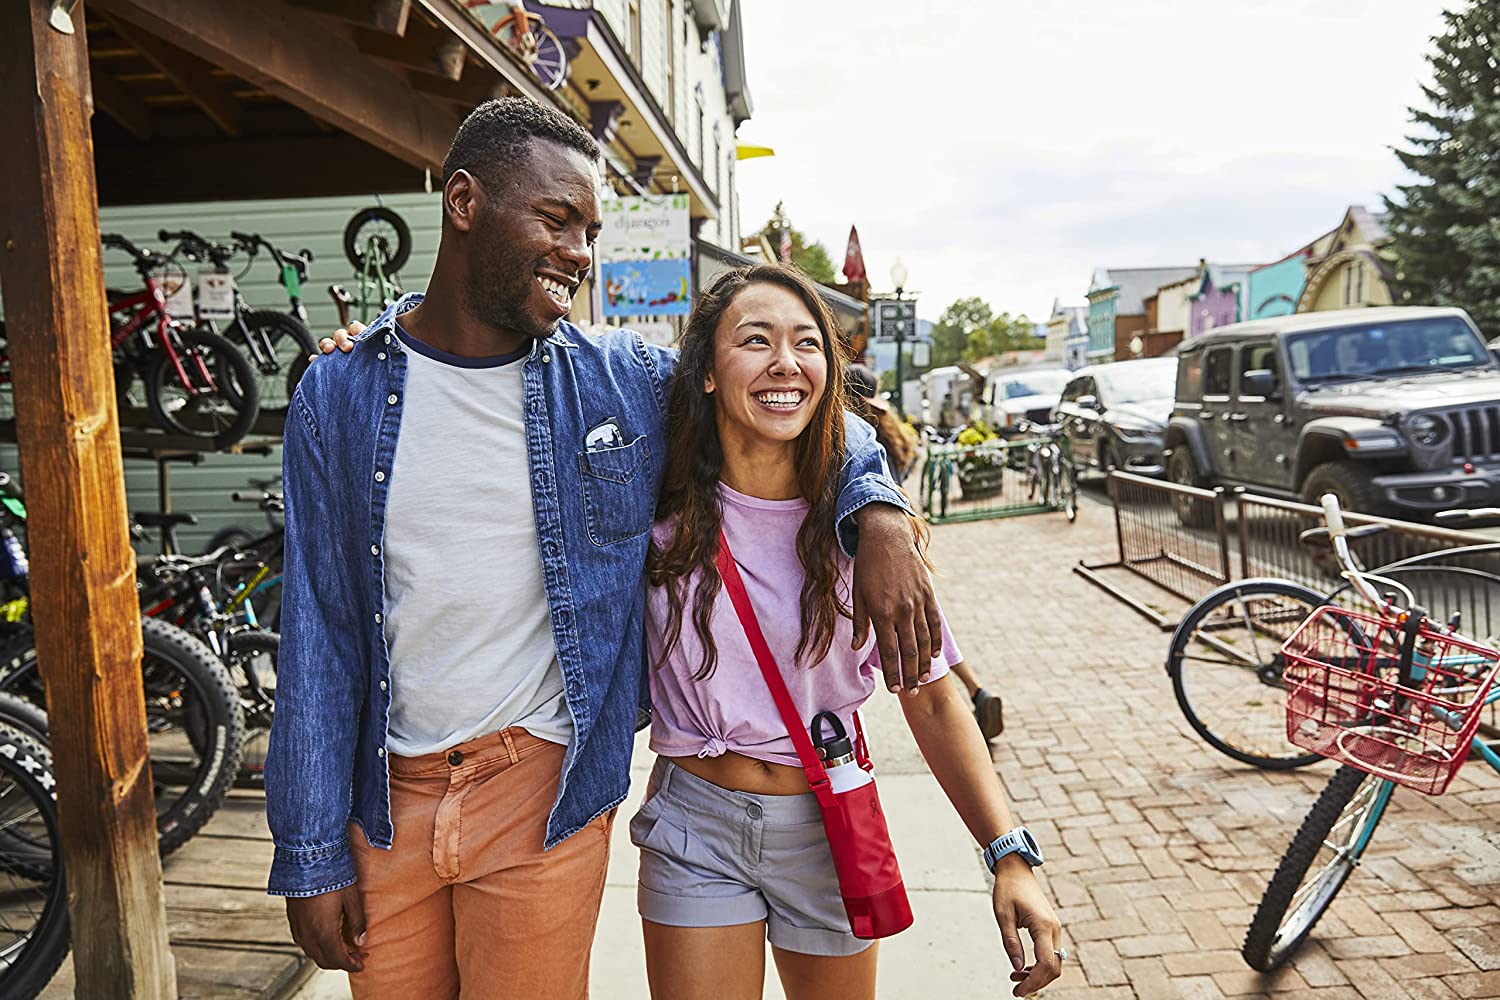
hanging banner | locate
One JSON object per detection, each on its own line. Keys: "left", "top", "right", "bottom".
{"left": 600, "top": 194, "right": 691, "bottom": 318}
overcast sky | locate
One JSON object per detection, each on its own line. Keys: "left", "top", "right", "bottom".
{"left": 733, "top": 0, "right": 1450, "bottom": 323}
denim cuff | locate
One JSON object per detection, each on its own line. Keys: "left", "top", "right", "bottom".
{"left": 267, "top": 838, "right": 357, "bottom": 898}
{"left": 835, "top": 476, "right": 915, "bottom": 558}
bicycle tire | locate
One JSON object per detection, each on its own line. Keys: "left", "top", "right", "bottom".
{"left": 0, "top": 691, "right": 47, "bottom": 744}
{"left": 224, "top": 629, "right": 277, "bottom": 787}
{"left": 1243, "top": 765, "right": 1394, "bottom": 970}
{"left": 343, "top": 206, "right": 411, "bottom": 277}
{"left": 0, "top": 721, "right": 70, "bottom": 1000}
{"left": 1059, "top": 460, "right": 1079, "bottom": 522}
{"left": 0, "top": 619, "right": 244, "bottom": 857}
{"left": 1167, "top": 579, "right": 1353, "bottom": 770}
{"left": 144, "top": 326, "right": 260, "bottom": 449}
{"left": 230, "top": 310, "right": 315, "bottom": 417}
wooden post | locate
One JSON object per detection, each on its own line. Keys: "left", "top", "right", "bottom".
{"left": 0, "top": 2, "right": 176, "bottom": 996}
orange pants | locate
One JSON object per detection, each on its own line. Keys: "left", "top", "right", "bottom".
{"left": 348, "top": 727, "right": 613, "bottom": 1000}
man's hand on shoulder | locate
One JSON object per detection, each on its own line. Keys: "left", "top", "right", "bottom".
{"left": 309, "top": 321, "right": 361, "bottom": 361}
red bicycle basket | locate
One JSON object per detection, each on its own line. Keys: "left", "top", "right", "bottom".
{"left": 1280, "top": 605, "right": 1500, "bottom": 795}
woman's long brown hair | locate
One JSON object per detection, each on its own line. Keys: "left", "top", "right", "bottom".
{"left": 648, "top": 264, "right": 852, "bottom": 679}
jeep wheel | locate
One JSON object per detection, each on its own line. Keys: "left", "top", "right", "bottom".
{"left": 1168, "top": 449, "right": 1213, "bottom": 528}
{"left": 1300, "top": 461, "right": 1385, "bottom": 517}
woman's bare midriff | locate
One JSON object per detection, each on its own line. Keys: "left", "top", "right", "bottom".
{"left": 667, "top": 751, "right": 811, "bottom": 795}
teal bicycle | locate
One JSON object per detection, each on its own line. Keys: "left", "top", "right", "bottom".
{"left": 1242, "top": 495, "right": 1500, "bottom": 970}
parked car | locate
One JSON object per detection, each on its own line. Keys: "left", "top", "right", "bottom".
{"left": 1165, "top": 306, "right": 1500, "bottom": 524}
{"left": 1054, "top": 358, "right": 1176, "bottom": 477}
{"left": 979, "top": 366, "right": 1072, "bottom": 437}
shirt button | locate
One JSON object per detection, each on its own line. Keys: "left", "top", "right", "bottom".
{"left": 374, "top": 613, "right": 383, "bottom": 624}
{"left": 387, "top": 394, "right": 398, "bottom": 405}
{"left": 746, "top": 803, "right": 763, "bottom": 820}
{"left": 384, "top": 334, "right": 391, "bottom": 345}
{"left": 379, "top": 679, "right": 388, "bottom": 691}
{"left": 541, "top": 354, "right": 551, "bottom": 363}
{"left": 447, "top": 750, "right": 464, "bottom": 766}
{"left": 374, "top": 470, "right": 385, "bottom": 482}
{"left": 377, "top": 747, "right": 386, "bottom": 758}
{"left": 378, "top": 352, "right": 386, "bottom": 361}
{"left": 371, "top": 544, "right": 380, "bottom": 556}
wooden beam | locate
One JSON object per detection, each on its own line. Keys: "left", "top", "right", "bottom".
{"left": 410, "top": 70, "right": 505, "bottom": 106}
{"left": 286, "top": 0, "right": 410, "bottom": 35}
{"left": 0, "top": 3, "right": 176, "bottom": 998}
{"left": 96, "top": 133, "right": 426, "bottom": 204}
{"left": 106, "top": 16, "right": 243, "bottom": 135}
{"left": 93, "top": 0, "right": 461, "bottom": 171}
{"left": 355, "top": 25, "right": 464, "bottom": 81}
{"left": 89, "top": 66, "right": 154, "bottom": 138}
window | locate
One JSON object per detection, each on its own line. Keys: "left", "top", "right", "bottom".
{"left": 1285, "top": 316, "right": 1490, "bottom": 382}
{"left": 1061, "top": 378, "right": 1084, "bottom": 403}
{"left": 1177, "top": 352, "right": 1203, "bottom": 400}
{"left": 712, "top": 123, "right": 722, "bottom": 195}
{"left": 664, "top": 0, "right": 675, "bottom": 124}
{"left": 1237, "top": 342, "right": 1280, "bottom": 398}
{"left": 1204, "top": 348, "right": 1232, "bottom": 397}
{"left": 628, "top": 0, "right": 642, "bottom": 65}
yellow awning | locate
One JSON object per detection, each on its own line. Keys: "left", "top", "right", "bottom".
{"left": 736, "top": 144, "right": 775, "bottom": 161}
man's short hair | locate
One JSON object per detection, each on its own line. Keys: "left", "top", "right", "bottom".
{"left": 441, "top": 97, "right": 600, "bottom": 192}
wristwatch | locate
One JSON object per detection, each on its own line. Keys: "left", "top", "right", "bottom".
{"left": 984, "top": 827, "right": 1043, "bottom": 873}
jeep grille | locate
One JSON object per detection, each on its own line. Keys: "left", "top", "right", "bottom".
{"left": 1441, "top": 407, "right": 1500, "bottom": 462}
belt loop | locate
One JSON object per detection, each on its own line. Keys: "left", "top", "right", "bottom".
{"left": 500, "top": 728, "right": 519, "bottom": 765}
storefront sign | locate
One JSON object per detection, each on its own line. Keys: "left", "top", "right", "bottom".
{"left": 600, "top": 194, "right": 691, "bottom": 318}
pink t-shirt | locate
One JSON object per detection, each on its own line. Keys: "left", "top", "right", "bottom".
{"left": 645, "top": 483, "right": 962, "bottom": 768}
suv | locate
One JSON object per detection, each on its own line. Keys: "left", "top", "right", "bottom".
{"left": 1165, "top": 306, "right": 1500, "bottom": 523}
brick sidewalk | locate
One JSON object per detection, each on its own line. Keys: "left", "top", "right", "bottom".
{"left": 927, "top": 495, "right": 1500, "bottom": 999}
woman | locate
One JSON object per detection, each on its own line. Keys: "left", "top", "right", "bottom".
{"left": 638, "top": 264, "right": 1063, "bottom": 1000}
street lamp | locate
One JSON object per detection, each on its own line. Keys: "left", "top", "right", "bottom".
{"left": 891, "top": 258, "right": 908, "bottom": 418}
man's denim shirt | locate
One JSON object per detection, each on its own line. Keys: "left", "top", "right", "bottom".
{"left": 265, "top": 293, "right": 911, "bottom": 897}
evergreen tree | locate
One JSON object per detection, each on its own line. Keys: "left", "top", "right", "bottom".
{"left": 1384, "top": 1, "right": 1500, "bottom": 335}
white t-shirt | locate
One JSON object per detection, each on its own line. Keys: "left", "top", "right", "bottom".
{"left": 380, "top": 326, "right": 571, "bottom": 756}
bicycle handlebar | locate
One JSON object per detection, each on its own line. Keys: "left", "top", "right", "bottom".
{"left": 229, "top": 231, "right": 312, "bottom": 280}
{"left": 101, "top": 232, "right": 144, "bottom": 258}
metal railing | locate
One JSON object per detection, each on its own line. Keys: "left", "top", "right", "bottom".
{"left": 1075, "top": 471, "right": 1495, "bottom": 628}
{"left": 917, "top": 439, "right": 1074, "bottom": 524}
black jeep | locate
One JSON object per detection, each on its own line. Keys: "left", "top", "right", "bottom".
{"left": 1165, "top": 306, "right": 1500, "bottom": 523}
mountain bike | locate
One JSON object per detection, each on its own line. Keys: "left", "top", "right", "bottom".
{"left": 333, "top": 206, "right": 410, "bottom": 326}
{"left": 0, "top": 708, "right": 68, "bottom": 1000}
{"left": 102, "top": 234, "right": 259, "bottom": 448}
{"left": 160, "top": 229, "right": 316, "bottom": 416}
{"left": 1241, "top": 497, "right": 1500, "bottom": 970}
{"left": 464, "top": 1, "right": 569, "bottom": 89}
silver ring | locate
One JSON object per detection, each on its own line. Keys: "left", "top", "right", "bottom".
{"left": 1054, "top": 947, "right": 1067, "bottom": 962}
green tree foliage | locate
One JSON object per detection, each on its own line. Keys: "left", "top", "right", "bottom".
{"left": 760, "top": 202, "right": 837, "bottom": 285}
{"left": 962, "top": 312, "right": 1037, "bottom": 363}
{"left": 928, "top": 297, "right": 993, "bottom": 368}
{"left": 1384, "top": 1, "right": 1500, "bottom": 335}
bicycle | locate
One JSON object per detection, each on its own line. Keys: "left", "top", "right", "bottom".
{"left": 1240, "top": 496, "right": 1500, "bottom": 970}
{"left": 1019, "top": 422, "right": 1079, "bottom": 522}
{"left": 101, "top": 234, "right": 259, "bottom": 448}
{"left": 0, "top": 707, "right": 68, "bottom": 1000}
{"left": 160, "top": 229, "right": 316, "bottom": 416}
{"left": 464, "top": 1, "right": 569, "bottom": 89}
{"left": 1166, "top": 527, "right": 1500, "bottom": 770}
{"left": 332, "top": 205, "right": 411, "bottom": 326}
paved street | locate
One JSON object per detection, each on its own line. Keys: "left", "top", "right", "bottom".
{"left": 296, "top": 490, "right": 1500, "bottom": 999}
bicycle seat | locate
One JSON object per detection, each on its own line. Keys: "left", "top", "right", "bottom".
{"left": 1297, "top": 523, "right": 1386, "bottom": 548}
{"left": 134, "top": 511, "right": 199, "bottom": 529}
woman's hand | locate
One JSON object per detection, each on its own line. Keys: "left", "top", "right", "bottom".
{"left": 309, "top": 321, "right": 363, "bottom": 360}
{"left": 993, "top": 856, "right": 1064, "bottom": 997}
{"left": 851, "top": 503, "right": 942, "bottom": 693}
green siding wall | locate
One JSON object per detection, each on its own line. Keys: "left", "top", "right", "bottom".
{"left": 0, "top": 191, "right": 442, "bottom": 551}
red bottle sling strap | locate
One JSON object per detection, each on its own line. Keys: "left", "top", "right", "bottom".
{"left": 715, "top": 530, "right": 913, "bottom": 939}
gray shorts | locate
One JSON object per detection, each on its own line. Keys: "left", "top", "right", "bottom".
{"left": 630, "top": 758, "right": 872, "bottom": 957}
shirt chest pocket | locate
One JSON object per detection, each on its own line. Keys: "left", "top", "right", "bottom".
{"left": 576, "top": 435, "right": 653, "bottom": 546}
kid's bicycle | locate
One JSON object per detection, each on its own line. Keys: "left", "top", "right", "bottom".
{"left": 331, "top": 205, "right": 410, "bottom": 326}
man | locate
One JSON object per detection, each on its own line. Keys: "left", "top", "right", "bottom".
{"left": 267, "top": 99, "right": 943, "bottom": 997}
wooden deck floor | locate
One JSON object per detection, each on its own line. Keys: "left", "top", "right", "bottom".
{"left": 40, "top": 789, "right": 311, "bottom": 999}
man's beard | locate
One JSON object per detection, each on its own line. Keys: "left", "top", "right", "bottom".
{"left": 463, "top": 229, "right": 559, "bottom": 340}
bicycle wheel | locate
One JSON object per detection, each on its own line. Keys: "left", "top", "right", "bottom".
{"left": 1058, "top": 459, "right": 1079, "bottom": 522}
{"left": 343, "top": 207, "right": 411, "bottom": 276}
{"left": 223, "top": 629, "right": 277, "bottom": 787}
{"left": 0, "top": 721, "right": 70, "bottom": 1000}
{"left": 0, "top": 619, "right": 244, "bottom": 857}
{"left": 144, "top": 327, "right": 259, "bottom": 449}
{"left": 1167, "top": 579, "right": 1356, "bottom": 769}
{"left": 229, "top": 310, "right": 315, "bottom": 416}
{"left": 1243, "top": 765, "right": 1394, "bottom": 970}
